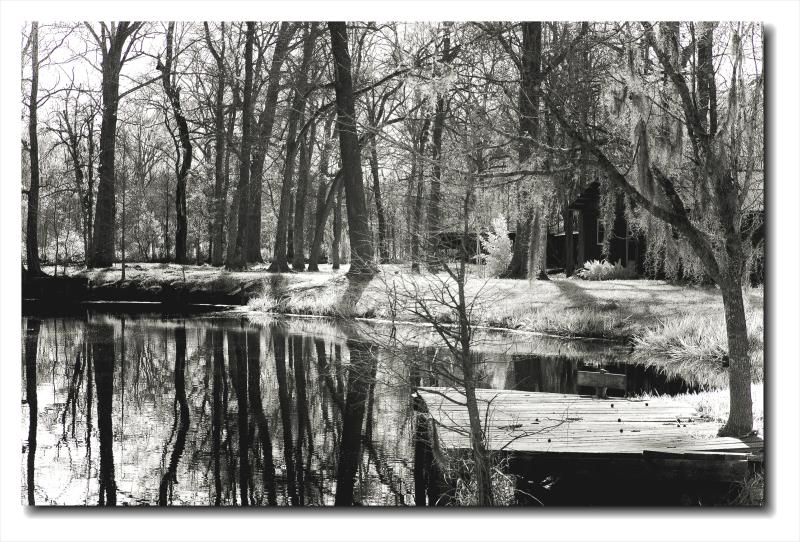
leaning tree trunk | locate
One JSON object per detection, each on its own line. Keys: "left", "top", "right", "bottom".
{"left": 268, "top": 24, "right": 315, "bottom": 273}
{"left": 328, "top": 22, "right": 376, "bottom": 276}
{"left": 368, "top": 133, "right": 389, "bottom": 262}
{"left": 307, "top": 113, "right": 337, "bottom": 272}
{"left": 308, "top": 172, "right": 342, "bottom": 272}
{"left": 25, "top": 22, "right": 43, "bottom": 276}
{"left": 247, "top": 22, "right": 295, "bottom": 263}
{"left": 160, "top": 23, "right": 193, "bottom": 264}
{"left": 226, "top": 22, "right": 255, "bottom": 270}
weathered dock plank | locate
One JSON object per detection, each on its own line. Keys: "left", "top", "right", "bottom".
{"left": 416, "top": 387, "right": 763, "bottom": 456}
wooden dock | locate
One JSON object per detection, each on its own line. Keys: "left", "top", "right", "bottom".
{"left": 416, "top": 387, "right": 763, "bottom": 482}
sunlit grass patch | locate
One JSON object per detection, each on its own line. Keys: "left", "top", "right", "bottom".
{"left": 636, "top": 382, "right": 764, "bottom": 437}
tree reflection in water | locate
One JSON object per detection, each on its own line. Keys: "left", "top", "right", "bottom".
{"left": 158, "top": 324, "right": 190, "bottom": 505}
{"left": 247, "top": 325, "right": 277, "bottom": 505}
{"left": 92, "top": 321, "right": 117, "bottom": 506}
{"left": 24, "top": 318, "right": 41, "bottom": 505}
{"left": 21, "top": 314, "right": 672, "bottom": 506}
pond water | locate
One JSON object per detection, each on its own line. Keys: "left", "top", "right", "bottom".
{"left": 21, "top": 311, "right": 706, "bottom": 506}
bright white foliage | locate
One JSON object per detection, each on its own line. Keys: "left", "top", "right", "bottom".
{"left": 483, "top": 215, "right": 512, "bottom": 277}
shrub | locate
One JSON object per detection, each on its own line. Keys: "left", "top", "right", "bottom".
{"left": 483, "top": 216, "right": 512, "bottom": 277}
{"left": 577, "top": 259, "right": 637, "bottom": 280}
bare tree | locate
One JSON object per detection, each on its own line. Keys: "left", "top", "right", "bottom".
{"left": 86, "top": 21, "right": 144, "bottom": 268}
{"left": 158, "top": 23, "right": 193, "bottom": 264}
{"left": 268, "top": 23, "right": 317, "bottom": 272}
{"left": 327, "top": 22, "right": 376, "bottom": 276}
{"left": 248, "top": 22, "right": 296, "bottom": 263}
{"left": 226, "top": 22, "right": 255, "bottom": 270}
{"left": 203, "top": 22, "right": 227, "bottom": 266}
{"left": 25, "top": 22, "right": 44, "bottom": 276}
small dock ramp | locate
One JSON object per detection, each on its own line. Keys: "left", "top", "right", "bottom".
{"left": 415, "top": 387, "right": 762, "bottom": 482}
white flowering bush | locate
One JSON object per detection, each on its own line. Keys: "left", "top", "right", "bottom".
{"left": 483, "top": 216, "right": 512, "bottom": 277}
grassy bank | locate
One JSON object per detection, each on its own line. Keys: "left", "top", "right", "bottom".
{"left": 65, "top": 261, "right": 762, "bottom": 342}
{"left": 244, "top": 263, "right": 762, "bottom": 341}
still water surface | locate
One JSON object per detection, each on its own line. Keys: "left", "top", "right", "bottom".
{"left": 21, "top": 312, "right": 701, "bottom": 506}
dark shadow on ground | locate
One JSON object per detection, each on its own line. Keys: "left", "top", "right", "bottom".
{"left": 551, "top": 279, "right": 598, "bottom": 308}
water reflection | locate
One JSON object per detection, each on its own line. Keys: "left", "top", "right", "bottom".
{"left": 92, "top": 321, "right": 116, "bottom": 505}
{"left": 24, "top": 318, "right": 40, "bottom": 505}
{"left": 20, "top": 313, "right": 701, "bottom": 506}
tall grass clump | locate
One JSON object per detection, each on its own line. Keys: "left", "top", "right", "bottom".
{"left": 577, "top": 259, "right": 637, "bottom": 280}
{"left": 633, "top": 311, "right": 763, "bottom": 388}
{"left": 514, "top": 305, "right": 629, "bottom": 340}
{"left": 438, "top": 453, "right": 520, "bottom": 506}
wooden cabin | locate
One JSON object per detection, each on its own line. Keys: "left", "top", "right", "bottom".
{"left": 544, "top": 181, "right": 644, "bottom": 274}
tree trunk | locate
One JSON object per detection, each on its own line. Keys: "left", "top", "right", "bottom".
{"left": 91, "top": 23, "right": 140, "bottom": 268}
{"left": 287, "top": 197, "right": 295, "bottom": 263}
{"left": 307, "top": 113, "right": 337, "bottom": 272}
{"left": 268, "top": 24, "right": 316, "bottom": 272}
{"left": 292, "top": 121, "right": 316, "bottom": 270}
{"left": 309, "top": 181, "right": 328, "bottom": 271}
{"left": 204, "top": 22, "right": 227, "bottom": 267}
{"left": 226, "top": 22, "right": 256, "bottom": 270}
{"left": 426, "top": 28, "right": 452, "bottom": 270}
{"left": 160, "top": 23, "right": 193, "bottom": 264}
{"left": 410, "top": 117, "right": 431, "bottom": 273}
{"left": 308, "top": 173, "right": 341, "bottom": 272}
{"left": 218, "top": 105, "right": 236, "bottom": 263}
{"left": 332, "top": 183, "right": 342, "bottom": 270}
{"left": 328, "top": 22, "right": 376, "bottom": 276}
{"left": 504, "top": 22, "right": 542, "bottom": 279}
{"left": 718, "top": 277, "right": 754, "bottom": 436}
{"left": 427, "top": 94, "right": 446, "bottom": 269}
{"left": 85, "top": 111, "right": 95, "bottom": 260}
{"left": 368, "top": 133, "right": 389, "bottom": 262}
{"left": 25, "top": 22, "right": 43, "bottom": 276}
{"left": 247, "top": 22, "right": 295, "bottom": 263}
